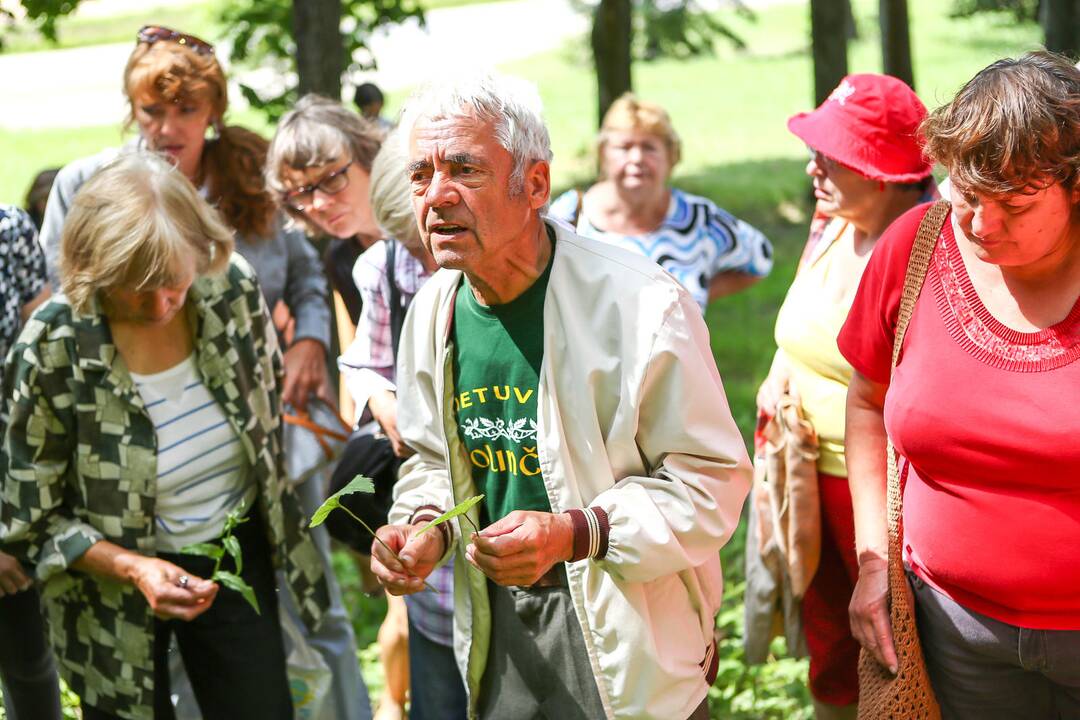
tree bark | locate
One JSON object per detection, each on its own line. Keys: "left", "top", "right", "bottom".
{"left": 810, "top": 0, "right": 848, "bottom": 106}
{"left": 1044, "top": 0, "right": 1078, "bottom": 55}
{"left": 844, "top": 0, "right": 859, "bottom": 40}
{"left": 880, "top": 0, "right": 915, "bottom": 89}
{"left": 293, "top": 0, "right": 344, "bottom": 99}
{"left": 592, "top": 0, "right": 633, "bottom": 127}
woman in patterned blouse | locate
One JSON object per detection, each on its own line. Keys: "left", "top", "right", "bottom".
{"left": 548, "top": 93, "right": 774, "bottom": 311}
{"left": 1, "top": 154, "right": 331, "bottom": 720}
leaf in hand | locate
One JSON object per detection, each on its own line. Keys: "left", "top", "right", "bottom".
{"left": 415, "top": 495, "right": 485, "bottom": 537}
{"left": 223, "top": 504, "right": 249, "bottom": 533}
{"left": 216, "top": 570, "right": 260, "bottom": 615}
{"left": 310, "top": 475, "right": 375, "bottom": 527}
{"left": 179, "top": 542, "right": 225, "bottom": 561}
{"left": 222, "top": 534, "right": 243, "bottom": 574}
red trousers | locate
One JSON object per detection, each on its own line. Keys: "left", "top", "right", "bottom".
{"left": 801, "top": 472, "right": 860, "bottom": 706}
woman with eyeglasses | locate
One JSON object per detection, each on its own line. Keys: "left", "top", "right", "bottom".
{"left": 754, "top": 74, "right": 936, "bottom": 720}
{"left": 35, "top": 26, "right": 372, "bottom": 720}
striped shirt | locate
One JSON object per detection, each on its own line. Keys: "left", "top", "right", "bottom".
{"left": 549, "top": 187, "right": 774, "bottom": 311}
{"left": 132, "top": 355, "right": 255, "bottom": 552}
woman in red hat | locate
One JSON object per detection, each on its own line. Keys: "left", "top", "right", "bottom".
{"left": 842, "top": 51, "right": 1080, "bottom": 718}
{"left": 756, "top": 73, "right": 936, "bottom": 719}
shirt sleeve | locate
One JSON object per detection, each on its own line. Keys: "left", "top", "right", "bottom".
{"left": 547, "top": 189, "right": 581, "bottom": 226}
{"left": 3, "top": 208, "right": 46, "bottom": 304}
{"left": 589, "top": 284, "right": 753, "bottom": 583}
{"left": 0, "top": 315, "right": 104, "bottom": 580}
{"left": 837, "top": 203, "right": 934, "bottom": 385}
{"left": 280, "top": 220, "right": 332, "bottom": 348}
{"left": 703, "top": 200, "right": 774, "bottom": 278}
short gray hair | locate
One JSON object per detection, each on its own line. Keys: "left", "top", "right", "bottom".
{"left": 370, "top": 130, "right": 422, "bottom": 252}
{"left": 266, "top": 94, "right": 384, "bottom": 229}
{"left": 59, "top": 152, "right": 233, "bottom": 314}
{"left": 398, "top": 72, "right": 553, "bottom": 195}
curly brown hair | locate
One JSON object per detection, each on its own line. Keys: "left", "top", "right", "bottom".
{"left": 922, "top": 51, "right": 1080, "bottom": 197}
{"left": 124, "top": 39, "right": 276, "bottom": 238}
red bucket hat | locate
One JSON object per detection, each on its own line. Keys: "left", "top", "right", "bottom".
{"left": 787, "top": 73, "right": 933, "bottom": 183}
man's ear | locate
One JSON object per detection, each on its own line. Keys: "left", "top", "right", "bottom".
{"left": 524, "top": 159, "right": 551, "bottom": 211}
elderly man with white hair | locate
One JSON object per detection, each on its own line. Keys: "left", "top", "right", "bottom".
{"left": 370, "top": 73, "right": 752, "bottom": 720}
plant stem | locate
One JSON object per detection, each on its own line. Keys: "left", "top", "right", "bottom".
{"left": 341, "top": 506, "right": 439, "bottom": 594}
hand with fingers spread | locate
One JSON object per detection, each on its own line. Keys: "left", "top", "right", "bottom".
{"left": 130, "top": 557, "right": 218, "bottom": 622}
{"left": 371, "top": 523, "right": 446, "bottom": 596}
{"left": 0, "top": 551, "right": 33, "bottom": 597}
{"left": 465, "top": 510, "right": 574, "bottom": 587}
{"left": 849, "top": 554, "right": 898, "bottom": 674}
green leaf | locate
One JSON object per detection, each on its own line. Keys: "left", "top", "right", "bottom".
{"left": 223, "top": 534, "right": 243, "bottom": 575}
{"left": 223, "top": 505, "right": 249, "bottom": 533}
{"left": 215, "top": 571, "right": 260, "bottom": 615}
{"left": 310, "top": 475, "right": 375, "bottom": 527}
{"left": 415, "top": 495, "right": 485, "bottom": 537}
{"left": 179, "top": 542, "right": 225, "bottom": 561}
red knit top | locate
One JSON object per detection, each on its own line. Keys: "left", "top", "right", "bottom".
{"left": 839, "top": 203, "right": 1080, "bottom": 630}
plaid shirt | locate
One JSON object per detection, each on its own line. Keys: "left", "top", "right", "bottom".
{"left": 336, "top": 240, "right": 453, "bottom": 646}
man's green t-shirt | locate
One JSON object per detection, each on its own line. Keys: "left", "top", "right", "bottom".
{"left": 452, "top": 244, "right": 554, "bottom": 525}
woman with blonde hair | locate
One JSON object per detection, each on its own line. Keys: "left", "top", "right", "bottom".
{"left": 37, "top": 27, "right": 369, "bottom": 719}
{"left": 1, "top": 152, "right": 330, "bottom": 720}
{"left": 842, "top": 51, "right": 1080, "bottom": 717}
{"left": 549, "top": 92, "right": 773, "bottom": 310}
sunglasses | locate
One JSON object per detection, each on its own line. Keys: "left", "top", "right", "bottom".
{"left": 137, "top": 25, "right": 215, "bottom": 56}
{"left": 282, "top": 162, "right": 354, "bottom": 212}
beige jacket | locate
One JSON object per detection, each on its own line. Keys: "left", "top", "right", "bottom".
{"left": 390, "top": 219, "right": 752, "bottom": 719}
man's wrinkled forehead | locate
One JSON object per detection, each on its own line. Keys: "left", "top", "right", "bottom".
{"left": 407, "top": 111, "right": 501, "bottom": 162}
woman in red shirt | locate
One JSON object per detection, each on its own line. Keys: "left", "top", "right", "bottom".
{"left": 840, "top": 51, "right": 1080, "bottom": 717}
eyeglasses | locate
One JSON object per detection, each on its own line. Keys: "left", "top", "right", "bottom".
{"left": 137, "top": 25, "right": 215, "bottom": 56}
{"left": 282, "top": 162, "right": 353, "bottom": 211}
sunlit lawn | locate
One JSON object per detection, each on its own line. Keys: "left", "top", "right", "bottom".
{"left": 0, "top": 0, "right": 1042, "bottom": 717}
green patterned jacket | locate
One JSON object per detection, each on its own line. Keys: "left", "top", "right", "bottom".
{"left": 0, "top": 255, "right": 329, "bottom": 719}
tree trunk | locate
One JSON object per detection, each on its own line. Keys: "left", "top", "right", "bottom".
{"left": 810, "top": 0, "right": 848, "bottom": 106}
{"left": 1044, "top": 0, "right": 1078, "bottom": 55}
{"left": 293, "top": 0, "right": 344, "bottom": 99}
{"left": 592, "top": 0, "right": 633, "bottom": 127}
{"left": 844, "top": 0, "right": 859, "bottom": 40}
{"left": 880, "top": 0, "right": 915, "bottom": 89}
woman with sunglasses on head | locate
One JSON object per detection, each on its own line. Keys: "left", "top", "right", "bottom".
{"left": 40, "top": 26, "right": 334, "bottom": 414}
{"left": 755, "top": 74, "right": 936, "bottom": 719}
{"left": 36, "top": 27, "right": 372, "bottom": 720}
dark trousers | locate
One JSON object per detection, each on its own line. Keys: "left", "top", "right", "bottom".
{"left": 83, "top": 512, "right": 292, "bottom": 720}
{"left": 911, "top": 570, "right": 1080, "bottom": 719}
{"left": 0, "top": 585, "right": 62, "bottom": 720}
{"left": 407, "top": 617, "right": 467, "bottom": 720}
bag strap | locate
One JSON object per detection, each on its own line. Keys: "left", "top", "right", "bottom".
{"left": 885, "top": 201, "right": 950, "bottom": 559}
{"left": 283, "top": 398, "right": 352, "bottom": 459}
{"left": 572, "top": 188, "right": 584, "bottom": 227}
{"left": 387, "top": 239, "right": 404, "bottom": 362}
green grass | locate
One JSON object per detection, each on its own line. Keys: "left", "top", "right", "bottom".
{"left": 0, "top": 0, "right": 1043, "bottom": 718}
{"left": 0, "top": 3, "right": 220, "bottom": 54}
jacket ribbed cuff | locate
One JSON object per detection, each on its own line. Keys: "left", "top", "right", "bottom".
{"left": 410, "top": 504, "right": 452, "bottom": 553}
{"left": 564, "top": 507, "right": 610, "bottom": 561}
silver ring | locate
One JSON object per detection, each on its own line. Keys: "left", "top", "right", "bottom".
{"left": 177, "top": 575, "right": 190, "bottom": 589}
